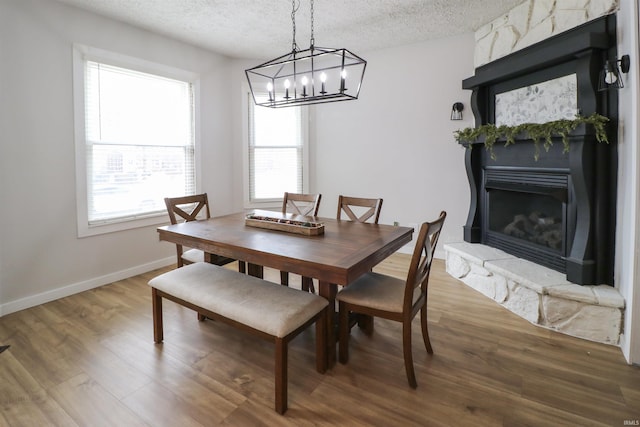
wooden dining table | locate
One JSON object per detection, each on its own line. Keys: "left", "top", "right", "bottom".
{"left": 157, "top": 210, "right": 413, "bottom": 366}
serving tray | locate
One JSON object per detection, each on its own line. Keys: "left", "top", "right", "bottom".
{"left": 245, "top": 210, "right": 324, "bottom": 236}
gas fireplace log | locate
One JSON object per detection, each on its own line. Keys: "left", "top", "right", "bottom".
{"left": 503, "top": 213, "right": 562, "bottom": 250}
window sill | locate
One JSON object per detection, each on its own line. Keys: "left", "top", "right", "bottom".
{"left": 78, "top": 212, "right": 167, "bottom": 237}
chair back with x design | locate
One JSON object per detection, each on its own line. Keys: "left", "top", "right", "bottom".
{"left": 282, "top": 192, "right": 321, "bottom": 217}
{"left": 336, "top": 195, "right": 383, "bottom": 224}
{"left": 165, "top": 194, "right": 210, "bottom": 224}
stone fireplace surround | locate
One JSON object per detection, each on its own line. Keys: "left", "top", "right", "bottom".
{"left": 446, "top": 11, "right": 625, "bottom": 345}
{"left": 445, "top": 242, "right": 623, "bottom": 345}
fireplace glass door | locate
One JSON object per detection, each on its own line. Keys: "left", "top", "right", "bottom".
{"left": 483, "top": 180, "right": 568, "bottom": 272}
{"left": 487, "top": 189, "right": 565, "bottom": 251}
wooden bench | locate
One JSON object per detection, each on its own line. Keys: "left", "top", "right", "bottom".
{"left": 148, "top": 262, "right": 328, "bottom": 414}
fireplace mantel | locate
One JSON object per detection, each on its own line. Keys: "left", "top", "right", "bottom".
{"left": 459, "top": 15, "right": 618, "bottom": 285}
{"left": 463, "top": 16, "right": 618, "bottom": 126}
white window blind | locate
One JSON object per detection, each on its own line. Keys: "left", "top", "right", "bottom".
{"left": 248, "top": 97, "right": 304, "bottom": 202}
{"left": 84, "top": 61, "right": 195, "bottom": 224}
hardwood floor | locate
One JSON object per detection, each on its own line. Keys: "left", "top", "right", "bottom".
{"left": 1, "top": 254, "right": 639, "bottom": 426}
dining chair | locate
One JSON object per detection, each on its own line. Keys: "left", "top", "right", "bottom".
{"left": 336, "top": 211, "right": 447, "bottom": 388}
{"left": 336, "top": 195, "right": 384, "bottom": 331}
{"left": 282, "top": 192, "right": 322, "bottom": 217}
{"left": 336, "top": 195, "right": 383, "bottom": 224}
{"left": 280, "top": 192, "right": 322, "bottom": 292}
{"left": 164, "top": 194, "right": 245, "bottom": 272}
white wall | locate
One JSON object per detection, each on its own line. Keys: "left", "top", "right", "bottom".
{"left": 0, "top": 0, "right": 234, "bottom": 314}
{"left": 615, "top": 0, "right": 640, "bottom": 364}
{"left": 312, "top": 35, "right": 475, "bottom": 254}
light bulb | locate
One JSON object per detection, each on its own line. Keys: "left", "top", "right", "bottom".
{"left": 301, "top": 76, "right": 308, "bottom": 86}
{"left": 605, "top": 71, "right": 618, "bottom": 85}
{"left": 266, "top": 82, "right": 274, "bottom": 101}
{"left": 319, "top": 72, "right": 327, "bottom": 94}
{"left": 340, "top": 69, "right": 347, "bottom": 92}
{"left": 283, "top": 79, "right": 291, "bottom": 99}
{"left": 603, "top": 61, "right": 618, "bottom": 85}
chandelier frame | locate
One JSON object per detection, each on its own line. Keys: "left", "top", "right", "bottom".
{"left": 245, "top": 0, "right": 366, "bottom": 108}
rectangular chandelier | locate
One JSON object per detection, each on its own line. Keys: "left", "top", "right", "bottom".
{"left": 246, "top": 46, "right": 366, "bottom": 108}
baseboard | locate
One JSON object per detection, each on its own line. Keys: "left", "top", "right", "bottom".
{"left": 0, "top": 257, "right": 175, "bottom": 317}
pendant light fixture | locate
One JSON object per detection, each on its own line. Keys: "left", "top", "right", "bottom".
{"left": 245, "top": 0, "right": 367, "bottom": 108}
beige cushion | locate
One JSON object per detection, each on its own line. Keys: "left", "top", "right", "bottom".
{"left": 336, "top": 272, "right": 420, "bottom": 313}
{"left": 149, "top": 262, "right": 328, "bottom": 338}
{"left": 182, "top": 248, "right": 204, "bottom": 264}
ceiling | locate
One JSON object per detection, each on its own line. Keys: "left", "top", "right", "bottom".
{"left": 53, "top": 0, "right": 525, "bottom": 59}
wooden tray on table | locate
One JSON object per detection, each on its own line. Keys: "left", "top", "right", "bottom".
{"left": 245, "top": 210, "right": 324, "bottom": 236}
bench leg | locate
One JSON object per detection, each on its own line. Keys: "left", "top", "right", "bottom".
{"left": 152, "top": 288, "right": 163, "bottom": 343}
{"left": 275, "top": 337, "right": 287, "bottom": 414}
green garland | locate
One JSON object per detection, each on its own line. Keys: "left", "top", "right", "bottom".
{"left": 454, "top": 113, "right": 609, "bottom": 160}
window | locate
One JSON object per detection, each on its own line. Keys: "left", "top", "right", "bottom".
{"left": 74, "top": 45, "right": 199, "bottom": 236}
{"left": 247, "top": 95, "right": 308, "bottom": 204}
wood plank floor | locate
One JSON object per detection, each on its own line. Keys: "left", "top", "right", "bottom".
{"left": 1, "top": 255, "right": 639, "bottom": 426}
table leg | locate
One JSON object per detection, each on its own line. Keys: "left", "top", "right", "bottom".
{"left": 357, "top": 315, "right": 374, "bottom": 335}
{"left": 247, "top": 263, "right": 264, "bottom": 278}
{"left": 318, "top": 280, "right": 338, "bottom": 367}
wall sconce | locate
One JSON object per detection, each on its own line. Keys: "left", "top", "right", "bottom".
{"left": 598, "top": 54, "right": 630, "bottom": 91}
{"left": 451, "top": 102, "right": 464, "bottom": 120}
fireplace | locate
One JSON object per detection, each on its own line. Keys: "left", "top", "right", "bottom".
{"left": 460, "top": 15, "right": 618, "bottom": 285}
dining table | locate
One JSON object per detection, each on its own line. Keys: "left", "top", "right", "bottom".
{"left": 156, "top": 210, "right": 413, "bottom": 366}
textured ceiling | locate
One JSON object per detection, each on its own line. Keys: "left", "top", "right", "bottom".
{"left": 53, "top": 0, "right": 525, "bottom": 59}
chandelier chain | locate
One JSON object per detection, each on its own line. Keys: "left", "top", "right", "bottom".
{"left": 291, "top": 0, "right": 300, "bottom": 52}
{"left": 310, "top": 0, "right": 315, "bottom": 47}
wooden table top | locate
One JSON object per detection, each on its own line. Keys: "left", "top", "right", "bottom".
{"left": 157, "top": 211, "right": 413, "bottom": 285}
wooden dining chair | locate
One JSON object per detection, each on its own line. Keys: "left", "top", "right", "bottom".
{"left": 337, "top": 211, "right": 446, "bottom": 388}
{"left": 336, "top": 195, "right": 383, "bottom": 224}
{"left": 336, "top": 195, "right": 384, "bottom": 331}
{"left": 282, "top": 192, "right": 322, "bottom": 217}
{"left": 280, "top": 192, "right": 322, "bottom": 292}
{"left": 164, "top": 194, "right": 245, "bottom": 272}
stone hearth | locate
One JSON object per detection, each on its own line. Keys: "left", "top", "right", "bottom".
{"left": 444, "top": 242, "right": 624, "bottom": 345}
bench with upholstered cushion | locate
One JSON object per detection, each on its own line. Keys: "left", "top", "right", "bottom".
{"left": 148, "top": 262, "right": 328, "bottom": 414}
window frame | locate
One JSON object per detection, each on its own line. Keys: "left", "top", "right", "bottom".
{"left": 73, "top": 44, "right": 201, "bottom": 237}
{"left": 242, "top": 90, "right": 310, "bottom": 209}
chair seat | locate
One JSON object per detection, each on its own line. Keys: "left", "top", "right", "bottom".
{"left": 337, "top": 272, "right": 421, "bottom": 313}
{"left": 182, "top": 248, "right": 205, "bottom": 263}
{"left": 182, "top": 248, "right": 236, "bottom": 266}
